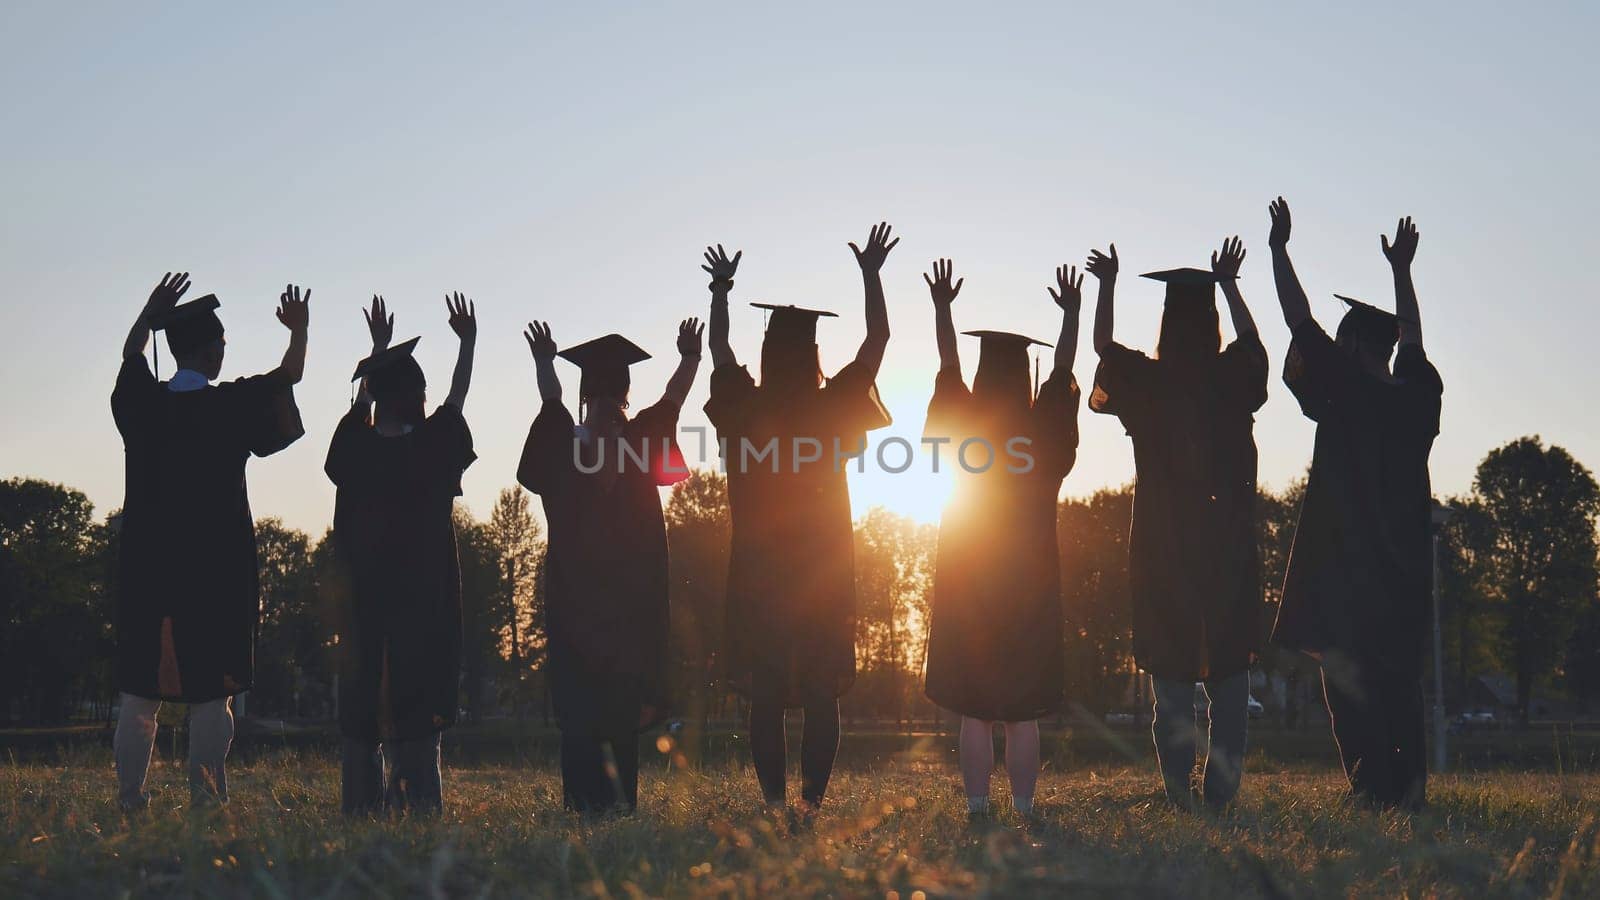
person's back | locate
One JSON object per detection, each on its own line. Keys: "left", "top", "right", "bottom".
{"left": 110, "top": 273, "right": 308, "bottom": 810}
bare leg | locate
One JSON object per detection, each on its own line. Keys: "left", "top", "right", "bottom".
{"left": 1002, "top": 720, "right": 1041, "bottom": 814}
{"left": 799, "top": 699, "right": 839, "bottom": 808}
{"left": 187, "top": 697, "right": 234, "bottom": 804}
{"left": 959, "top": 717, "right": 994, "bottom": 813}
{"left": 113, "top": 693, "right": 161, "bottom": 810}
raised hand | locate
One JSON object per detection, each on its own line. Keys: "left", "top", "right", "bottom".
{"left": 363, "top": 295, "right": 393, "bottom": 350}
{"left": 701, "top": 244, "right": 741, "bottom": 286}
{"left": 1268, "top": 196, "right": 1292, "bottom": 247}
{"left": 1381, "top": 216, "right": 1419, "bottom": 267}
{"left": 849, "top": 221, "right": 900, "bottom": 273}
{"left": 524, "top": 321, "right": 557, "bottom": 361}
{"left": 144, "top": 271, "right": 191, "bottom": 317}
{"left": 446, "top": 291, "right": 476, "bottom": 341}
{"left": 276, "top": 284, "right": 310, "bottom": 332}
{"left": 922, "top": 258, "right": 963, "bottom": 307}
{"left": 1212, "top": 236, "right": 1246, "bottom": 278}
{"left": 1086, "top": 244, "right": 1118, "bottom": 281}
{"left": 677, "top": 317, "right": 705, "bottom": 357}
{"left": 1049, "top": 264, "right": 1084, "bottom": 313}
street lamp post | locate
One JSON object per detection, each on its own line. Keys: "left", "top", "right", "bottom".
{"left": 1431, "top": 501, "right": 1455, "bottom": 775}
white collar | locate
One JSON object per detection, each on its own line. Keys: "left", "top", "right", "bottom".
{"left": 166, "top": 369, "right": 212, "bottom": 393}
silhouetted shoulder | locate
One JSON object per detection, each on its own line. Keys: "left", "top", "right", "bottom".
{"left": 1089, "top": 341, "right": 1156, "bottom": 419}
{"left": 422, "top": 404, "right": 476, "bottom": 494}
{"left": 111, "top": 356, "right": 160, "bottom": 436}
{"left": 1393, "top": 344, "right": 1443, "bottom": 437}
{"left": 213, "top": 371, "right": 305, "bottom": 458}
{"left": 518, "top": 400, "right": 577, "bottom": 495}
{"left": 823, "top": 358, "right": 893, "bottom": 435}
{"left": 1218, "top": 331, "right": 1270, "bottom": 413}
{"left": 1031, "top": 371, "right": 1083, "bottom": 481}
{"left": 704, "top": 363, "right": 757, "bottom": 431}
{"left": 922, "top": 365, "right": 972, "bottom": 442}
{"left": 627, "top": 399, "right": 690, "bottom": 487}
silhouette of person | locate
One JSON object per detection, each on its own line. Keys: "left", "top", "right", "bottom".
{"left": 324, "top": 294, "right": 478, "bottom": 816}
{"left": 1087, "top": 238, "right": 1269, "bottom": 810}
{"left": 1265, "top": 198, "right": 1442, "bottom": 810}
{"left": 703, "top": 226, "right": 895, "bottom": 811}
{"left": 919, "top": 258, "right": 1081, "bottom": 818}
{"left": 517, "top": 320, "right": 700, "bottom": 813}
{"left": 110, "top": 274, "right": 308, "bottom": 810}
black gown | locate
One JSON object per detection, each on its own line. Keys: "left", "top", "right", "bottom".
{"left": 1271, "top": 321, "right": 1443, "bottom": 674}
{"left": 110, "top": 357, "right": 304, "bottom": 703}
{"left": 1089, "top": 335, "right": 1269, "bottom": 682}
{"left": 704, "top": 361, "right": 892, "bottom": 706}
{"left": 922, "top": 368, "right": 1080, "bottom": 721}
{"left": 325, "top": 405, "right": 476, "bottom": 742}
{"left": 518, "top": 399, "right": 686, "bottom": 736}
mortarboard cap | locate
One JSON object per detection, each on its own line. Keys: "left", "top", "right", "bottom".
{"left": 557, "top": 333, "right": 652, "bottom": 371}
{"left": 150, "top": 294, "right": 224, "bottom": 356}
{"left": 1334, "top": 294, "right": 1399, "bottom": 344}
{"left": 961, "top": 329, "right": 1053, "bottom": 349}
{"left": 753, "top": 302, "right": 838, "bottom": 344}
{"left": 1140, "top": 268, "right": 1234, "bottom": 308}
{"left": 351, "top": 336, "right": 422, "bottom": 381}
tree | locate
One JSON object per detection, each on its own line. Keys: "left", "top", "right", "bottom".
{"left": 483, "top": 488, "right": 546, "bottom": 712}
{"left": 1058, "top": 486, "right": 1135, "bottom": 714}
{"left": 1471, "top": 437, "right": 1600, "bottom": 723}
{"left": 251, "top": 519, "right": 325, "bottom": 718}
{"left": 0, "top": 478, "right": 108, "bottom": 724}
{"left": 664, "top": 470, "right": 731, "bottom": 719}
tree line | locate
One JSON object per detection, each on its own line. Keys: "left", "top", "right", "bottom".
{"left": 2, "top": 434, "right": 1596, "bottom": 728}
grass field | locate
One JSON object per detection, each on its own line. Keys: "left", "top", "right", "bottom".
{"left": 2, "top": 745, "right": 1598, "bottom": 898}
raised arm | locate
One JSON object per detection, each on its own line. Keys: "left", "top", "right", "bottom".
{"left": 923, "top": 258, "right": 963, "bottom": 373}
{"left": 1086, "top": 244, "right": 1118, "bottom": 353}
{"left": 849, "top": 221, "right": 898, "bottom": 375}
{"left": 1382, "top": 216, "right": 1423, "bottom": 347}
{"left": 524, "top": 321, "right": 562, "bottom": 403}
{"left": 1211, "top": 236, "right": 1258, "bottom": 339}
{"left": 123, "top": 272, "right": 190, "bottom": 360}
{"left": 354, "top": 294, "right": 394, "bottom": 410}
{"left": 661, "top": 317, "right": 705, "bottom": 408}
{"left": 267, "top": 284, "right": 310, "bottom": 386}
{"left": 1049, "top": 264, "right": 1083, "bottom": 374}
{"left": 444, "top": 291, "right": 477, "bottom": 410}
{"left": 1268, "top": 197, "right": 1312, "bottom": 331}
{"left": 702, "top": 244, "right": 741, "bottom": 370}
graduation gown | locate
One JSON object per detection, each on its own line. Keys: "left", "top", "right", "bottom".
{"left": 1089, "top": 334, "right": 1269, "bottom": 681}
{"left": 1271, "top": 322, "right": 1443, "bottom": 677}
{"left": 325, "top": 405, "right": 475, "bottom": 742}
{"left": 922, "top": 368, "right": 1080, "bottom": 721}
{"left": 518, "top": 399, "right": 686, "bottom": 736}
{"left": 110, "top": 357, "right": 304, "bottom": 703}
{"left": 705, "top": 360, "right": 892, "bottom": 705}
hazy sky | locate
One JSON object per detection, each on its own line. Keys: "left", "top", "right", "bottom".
{"left": 3, "top": 2, "right": 1596, "bottom": 532}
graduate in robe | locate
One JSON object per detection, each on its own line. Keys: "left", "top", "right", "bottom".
{"left": 324, "top": 294, "right": 478, "bottom": 816}
{"left": 1265, "top": 199, "right": 1443, "bottom": 810}
{"left": 1087, "top": 238, "right": 1269, "bottom": 810}
{"left": 110, "top": 273, "right": 308, "bottom": 809}
{"left": 517, "top": 321, "right": 699, "bottom": 813}
{"left": 919, "top": 258, "right": 1081, "bottom": 818}
{"left": 701, "top": 227, "right": 895, "bottom": 810}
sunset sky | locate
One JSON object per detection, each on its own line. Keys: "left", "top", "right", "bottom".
{"left": 2, "top": 2, "right": 1596, "bottom": 531}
